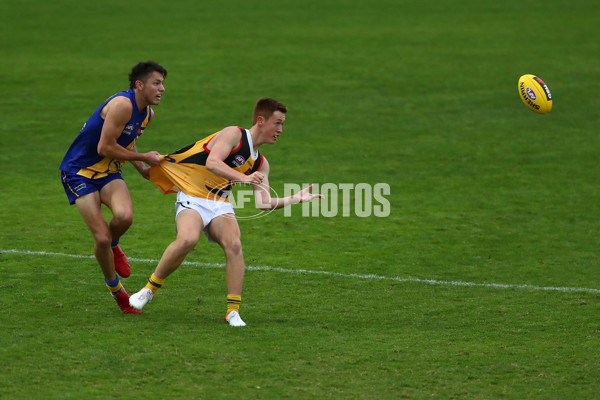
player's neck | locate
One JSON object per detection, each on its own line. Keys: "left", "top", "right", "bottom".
{"left": 249, "top": 126, "right": 262, "bottom": 151}
{"left": 133, "top": 91, "right": 149, "bottom": 112}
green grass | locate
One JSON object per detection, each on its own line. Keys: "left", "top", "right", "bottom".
{"left": 3, "top": 253, "right": 599, "bottom": 399}
{"left": 1, "top": 0, "right": 600, "bottom": 398}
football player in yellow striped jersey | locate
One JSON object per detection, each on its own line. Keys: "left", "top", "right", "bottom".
{"left": 130, "top": 98, "right": 323, "bottom": 326}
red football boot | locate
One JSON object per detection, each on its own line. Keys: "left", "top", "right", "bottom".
{"left": 112, "top": 246, "right": 131, "bottom": 278}
{"left": 114, "top": 290, "right": 142, "bottom": 314}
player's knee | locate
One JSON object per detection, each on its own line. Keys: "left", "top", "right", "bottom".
{"left": 175, "top": 236, "right": 198, "bottom": 253}
{"left": 224, "top": 238, "right": 243, "bottom": 256}
{"left": 94, "top": 233, "right": 112, "bottom": 249}
{"left": 112, "top": 208, "right": 133, "bottom": 227}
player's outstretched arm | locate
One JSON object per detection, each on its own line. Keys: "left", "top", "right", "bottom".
{"left": 254, "top": 158, "right": 323, "bottom": 211}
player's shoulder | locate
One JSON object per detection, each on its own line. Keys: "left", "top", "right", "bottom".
{"left": 205, "top": 126, "right": 243, "bottom": 152}
{"left": 102, "top": 94, "right": 133, "bottom": 119}
{"left": 216, "top": 126, "right": 244, "bottom": 141}
{"left": 106, "top": 94, "right": 133, "bottom": 109}
{"left": 220, "top": 126, "right": 244, "bottom": 135}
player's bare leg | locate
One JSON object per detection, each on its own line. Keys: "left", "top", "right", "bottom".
{"left": 100, "top": 179, "right": 133, "bottom": 241}
{"left": 100, "top": 180, "right": 133, "bottom": 278}
{"left": 129, "top": 209, "right": 203, "bottom": 310}
{"left": 76, "top": 192, "right": 140, "bottom": 314}
{"left": 209, "top": 215, "right": 247, "bottom": 326}
{"left": 155, "top": 209, "right": 204, "bottom": 279}
{"left": 76, "top": 192, "right": 115, "bottom": 280}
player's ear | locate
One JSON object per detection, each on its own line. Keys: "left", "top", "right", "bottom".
{"left": 135, "top": 80, "right": 144, "bottom": 90}
{"left": 256, "top": 115, "right": 265, "bottom": 126}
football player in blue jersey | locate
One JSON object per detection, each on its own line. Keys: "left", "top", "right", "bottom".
{"left": 60, "top": 61, "right": 166, "bottom": 314}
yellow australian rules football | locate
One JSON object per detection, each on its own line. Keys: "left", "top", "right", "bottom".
{"left": 518, "top": 74, "right": 553, "bottom": 114}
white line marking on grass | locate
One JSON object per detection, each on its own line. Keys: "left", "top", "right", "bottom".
{"left": 2, "top": 248, "right": 600, "bottom": 295}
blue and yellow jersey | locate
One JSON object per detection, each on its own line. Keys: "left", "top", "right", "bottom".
{"left": 59, "top": 89, "right": 151, "bottom": 179}
{"left": 149, "top": 127, "right": 264, "bottom": 202}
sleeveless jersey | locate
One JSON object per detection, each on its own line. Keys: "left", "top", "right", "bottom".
{"left": 149, "top": 127, "right": 264, "bottom": 202}
{"left": 59, "top": 89, "right": 151, "bottom": 179}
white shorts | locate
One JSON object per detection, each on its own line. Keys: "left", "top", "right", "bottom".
{"left": 175, "top": 191, "right": 235, "bottom": 242}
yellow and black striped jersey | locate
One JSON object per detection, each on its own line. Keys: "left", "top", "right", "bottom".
{"left": 149, "top": 127, "right": 263, "bottom": 202}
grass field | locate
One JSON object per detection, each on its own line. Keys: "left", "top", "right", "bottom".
{"left": 1, "top": 0, "right": 600, "bottom": 398}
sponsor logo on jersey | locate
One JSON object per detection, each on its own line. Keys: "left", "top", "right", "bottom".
{"left": 123, "top": 124, "right": 135, "bottom": 135}
{"left": 233, "top": 155, "right": 246, "bottom": 167}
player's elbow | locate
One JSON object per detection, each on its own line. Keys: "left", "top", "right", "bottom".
{"left": 205, "top": 158, "right": 218, "bottom": 174}
{"left": 255, "top": 199, "right": 275, "bottom": 211}
{"left": 97, "top": 142, "right": 108, "bottom": 157}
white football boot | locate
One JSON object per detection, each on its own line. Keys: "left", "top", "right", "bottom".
{"left": 129, "top": 288, "right": 154, "bottom": 310}
{"left": 226, "top": 310, "right": 247, "bottom": 327}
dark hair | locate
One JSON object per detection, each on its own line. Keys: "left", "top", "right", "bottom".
{"left": 252, "top": 98, "right": 287, "bottom": 125}
{"left": 128, "top": 60, "right": 167, "bottom": 89}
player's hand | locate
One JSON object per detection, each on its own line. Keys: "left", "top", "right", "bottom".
{"left": 144, "top": 151, "right": 164, "bottom": 166}
{"left": 296, "top": 184, "right": 324, "bottom": 203}
{"left": 243, "top": 171, "right": 264, "bottom": 185}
